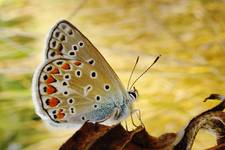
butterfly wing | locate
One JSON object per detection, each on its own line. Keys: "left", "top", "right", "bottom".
{"left": 45, "top": 20, "right": 126, "bottom": 95}
{"left": 32, "top": 20, "right": 130, "bottom": 127}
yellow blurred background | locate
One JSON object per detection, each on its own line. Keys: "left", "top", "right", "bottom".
{"left": 0, "top": 0, "right": 224, "bottom": 149}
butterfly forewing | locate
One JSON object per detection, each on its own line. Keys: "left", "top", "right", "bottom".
{"left": 46, "top": 20, "right": 126, "bottom": 93}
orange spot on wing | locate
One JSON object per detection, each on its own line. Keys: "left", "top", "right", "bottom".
{"left": 61, "top": 63, "right": 70, "bottom": 70}
{"left": 50, "top": 67, "right": 60, "bottom": 74}
{"left": 56, "top": 109, "right": 65, "bottom": 119}
{"left": 47, "top": 97, "right": 60, "bottom": 107}
{"left": 74, "top": 61, "right": 82, "bottom": 66}
{"left": 47, "top": 85, "right": 57, "bottom": 94}
{"left": 46, "top": 75, "right": 56, "bottom": 84}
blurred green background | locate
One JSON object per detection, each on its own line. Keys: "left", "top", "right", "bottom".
{"left": 0, "top": 0, "right": 224, "bottom": 149}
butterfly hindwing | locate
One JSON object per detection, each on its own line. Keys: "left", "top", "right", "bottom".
{"left": 35, "top": 58, "right": 122, "bottom": 125}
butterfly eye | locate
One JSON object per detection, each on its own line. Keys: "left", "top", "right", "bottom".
{"left": 129, "top": 92, "right": 136, "bottom": 100}
{"left": 78, "top": 41, "right": 84, "bottom": 47}
{"left": 104, "top": 84, "right": 110, "bottom": 91}
{"left": 75, "top": 69, "right": 82, "bottom": 77}
{"left": 90, "top": 71, "right": 97, "bottom": 79}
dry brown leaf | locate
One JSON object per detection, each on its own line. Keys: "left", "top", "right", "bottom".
{"left": 60, "top": 94, "right": 225, "bottom": 150}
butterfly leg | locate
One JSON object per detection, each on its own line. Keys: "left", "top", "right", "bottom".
{"left": 101, "top": 106, "right": 122, "bottom": 125}
{"left": 124, "top": 121, "right": 128, "bottom": 131}
{"left": 130, "top": 109, "right": 144, "bottom": 128}
{"left": 135, "top": 109, "right": 144, "bottom": 128}
{"left": 130, "top": 111, "right": 138, "bottom": 128}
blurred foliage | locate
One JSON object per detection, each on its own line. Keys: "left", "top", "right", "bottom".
{"left": 0, "top": 0, "right": 224, "bottom": 150}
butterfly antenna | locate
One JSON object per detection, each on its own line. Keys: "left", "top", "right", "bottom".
{"left": 127, "top": 56, "right": 140, "bottom": 90}
{"left": 129, "top": 55, "right": 161, "bottom": 90}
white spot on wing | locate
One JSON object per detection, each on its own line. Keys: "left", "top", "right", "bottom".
{"left": 49, "top": 39, "right": 58, "bottom": 49}
{"left": 53, "top": 29, "right": 61, "bottom": 39}
{"left": 83, "top": 84, "right": 92, "bottom": 96}
{"left": 67, "top": 97, "right": 75, "bottom": 105}
{"left": 78, "top": 41, "right": 84, "bottom": 47}
{"left": 104, "top": 84, "right": 110, "bottom": 91}
{"left": 68, "top": 50, "right": 76, "bottom": 56}
{"left": 45, "top": 64, "right": 53, "bottom": 72}
{"left": 90, "top": 70, "right": 97, "bottom": 79}
{"left": 55, "top": 60, "right": 64, "bottom": 66}
{"left": 48, "top": 50, "right": 56, "bottom": 58}
{"left": 95, "top": 95, "right": 101, "bottom": 101}
{"left": 72, "top": 44, "right": 79, "bottom": 51}
{"left": 87, "top": 58, "right": 95, "bottom": 66}
{"left": 58, "top": 23, "right": 74, "bottom": 36}
{"left": 63, "top": 73, "right": 71, "bottom": 80}
{"left": 81, "top": 116, "right": 86, "bottom": 121}
{"left": 61, "top": 81, "right": 69, "bottom": 87}
{"left": 63, "top": 90, "right": 69, "bottom": 96}
{"left": 75, "top": 69, "right": 82, "bottom": 78}
{"left": 69, "top": 106, "right": 76, "bottom": 114}
{"left": 93, "top": 104, "right": 98, "bottom": 109}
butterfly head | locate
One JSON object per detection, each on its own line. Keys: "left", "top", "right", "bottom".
{"left": 128, "top": 87, "right": 138, "bottom": 102}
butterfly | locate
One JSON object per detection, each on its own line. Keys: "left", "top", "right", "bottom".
{"left": 32, "top": 20, "right": 139, "bottom": 128}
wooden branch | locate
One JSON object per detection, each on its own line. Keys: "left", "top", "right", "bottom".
{"left": 206, "top": 143, "right": 225, "bottom": 150}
